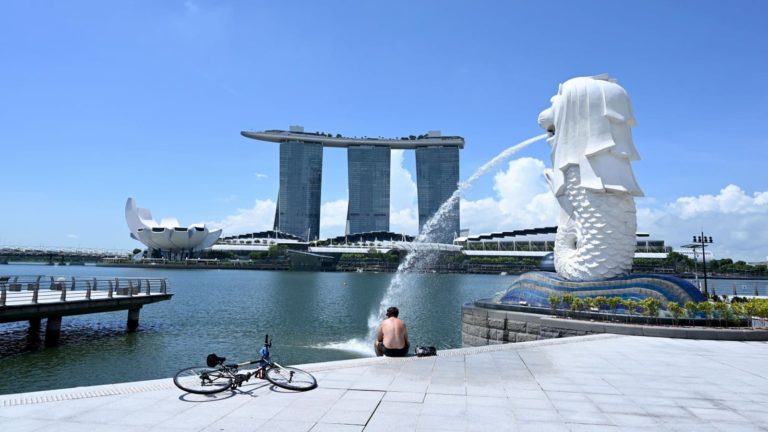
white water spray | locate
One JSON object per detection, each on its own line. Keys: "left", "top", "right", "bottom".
{"left": 322, "top": 133, "right": 548, "bottom": 354}
{"left": 366, "top": 133, "right": 548, "bottom": 334}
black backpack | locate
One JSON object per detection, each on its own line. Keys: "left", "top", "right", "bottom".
{"left": 207, "top": 353, "right": 226, "bottom": 367}
{"left": 415, "top": 346, "right": 437, "bottom": 357}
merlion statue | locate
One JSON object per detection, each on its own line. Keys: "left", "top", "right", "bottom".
{"left": 538, "top": 75, "right": 643, "bottom": 281}
{"left": 493, "top": 75, "right": 704, "bottom": 318}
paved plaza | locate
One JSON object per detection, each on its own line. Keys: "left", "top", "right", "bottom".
{"left": 2, "top": 334, "right": 768, "bottom": 431}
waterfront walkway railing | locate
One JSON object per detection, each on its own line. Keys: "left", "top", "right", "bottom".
{"left": 0, "top": 275, "right": 168, "bottom": 307}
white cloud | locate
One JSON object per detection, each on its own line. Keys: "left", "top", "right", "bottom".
{"left": 204, "top": 199, "right": 276, "bottom": 235}
{"left": 460, "top": 157, "right": 559, "bottom": 234}
{"left": 208, "top": 198, "right": 347, "bottom": 239}
{"left": 390, "top": 208, "right": 418, "bottom": 234}
{"left": 320, "top": 199, "right": 348, "bottom": 230}
{"left": 389, "top": 150, "right": 419, "bottom": 234}
{"left": 254, "top": 173, "right": 268, "bottom": 179}
{"left": 669, "top": 184, "right": 768, "bottom": 219}
{"left": 317, "top": 150, "right": 421, "bottom": 237}
{"left": 66, "top": 234, "right": 78, "bottom": 239}
{"left": 638, "top": 185, "right": 768, "bottom": 261}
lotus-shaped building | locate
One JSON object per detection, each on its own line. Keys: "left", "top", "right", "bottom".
{"left": 125, "top": 198, "right": 221, "bottom": 255}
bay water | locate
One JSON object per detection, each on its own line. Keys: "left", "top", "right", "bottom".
{"left": 0, "top": 264, "right": 513, "bottom": 395}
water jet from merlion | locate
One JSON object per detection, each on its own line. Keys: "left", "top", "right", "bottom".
{"left": 323, "top": 133, "right": 548, "bottom": 354}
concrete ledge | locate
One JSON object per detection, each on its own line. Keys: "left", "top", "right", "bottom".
{"left": 462, "top": 302, "right": 768, "bottom": 346}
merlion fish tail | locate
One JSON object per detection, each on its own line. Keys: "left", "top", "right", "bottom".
{"left": 554, "top": 167, "right": 636, "bottom": 281}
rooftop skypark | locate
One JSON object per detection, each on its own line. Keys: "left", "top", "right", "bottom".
{"left": 242, "top": 125, "right": 463, "bottom": 243}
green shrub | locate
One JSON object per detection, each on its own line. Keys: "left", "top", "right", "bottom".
{"left": 561, "top": 294, "right": 575, "bottom": 309}
{"left": 594, "top": 296, "right": 607, "bottom": 311}
{"left": 571, "top": 298, "right": 584, "bottom": 313}
{"left": 698, "top": 302, "right": 714, "bottom": 324}
{"left": 640, "top": 298, "right": 661, "bottom": 318}
{"left": 607, "top": 297, "right": 622, "bottom": 315}
{"left": 714, "top": 302, "right": 730, "bottom": 327}
{"left": 667, "top": 302, "right": 684, "bottom": 324}
{"left": 584, "top": 297, "right": 597, "bottom": 312}
{"left": 622, "top": 299, "right": 639, "bottom": 322}
{"left": 684, "top": 301, "right": 698, "bottom": 319}
{"left": 548, "top": 295, "right": 562, "bottom": 315}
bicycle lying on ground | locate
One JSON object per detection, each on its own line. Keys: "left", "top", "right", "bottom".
{"left": 173, "top": 335, "right": 317, "bottom": 394}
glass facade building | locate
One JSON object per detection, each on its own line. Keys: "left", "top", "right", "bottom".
{"left": 243, "top": 127, "right": 464, "bottom": 244}
{"left": 274, "top": 140, "right": 323, "bottom": 241}
{"left": 415, "top": 146, "right": 460, "bottom": 243}
{"left": 346, "top": 146, "right": 390, "bottom": 234}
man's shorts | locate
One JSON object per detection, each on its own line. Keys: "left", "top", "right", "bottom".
{"left": 379, "top": 342, "right": 409, "bottom": 357}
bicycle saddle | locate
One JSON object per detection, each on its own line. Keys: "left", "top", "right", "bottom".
{"left": 206, "top": 353, "right": 226, "bottom": 367}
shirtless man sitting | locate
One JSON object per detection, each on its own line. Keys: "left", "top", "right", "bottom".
{"left": 374, "top": 306, "right": 409, "bottom": 357}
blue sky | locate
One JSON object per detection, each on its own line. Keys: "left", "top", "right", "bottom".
{"left": 1, "top": 1, "right": 766, "bottom": 260}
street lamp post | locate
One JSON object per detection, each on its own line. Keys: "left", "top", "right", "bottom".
{"left": 692, "top": 248, "right": 699, "bottom": 289}
{"left": 693, "top": 232, "right": 714, "bottom": 298}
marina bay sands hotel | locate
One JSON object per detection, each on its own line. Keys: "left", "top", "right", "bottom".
{"left": 241, "top": 126, "right": 464, "bottom": 243}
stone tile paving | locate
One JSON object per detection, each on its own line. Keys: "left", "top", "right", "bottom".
{"left": 2, "top": 334, "right": 768, "bottom": 431}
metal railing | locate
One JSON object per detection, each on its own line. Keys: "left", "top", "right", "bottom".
{"left": 707, "top": 281, "right": 768, "bottom": 297}
{"left": 0, "top": 275, "right": 169, "bottom": 307}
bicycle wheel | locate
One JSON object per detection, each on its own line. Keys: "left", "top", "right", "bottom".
{"left": 265, "top": 365, "right": 317, "bottom": 391}
{"left": 173, "top": 366, "right": 233, "bottom": 394}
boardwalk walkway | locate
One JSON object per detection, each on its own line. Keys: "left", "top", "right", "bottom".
{"left": 1, "top": 334, "right": 767, "bottom": 431}
{"left": 0, "top": 275, "right": 172, "bottom": 345}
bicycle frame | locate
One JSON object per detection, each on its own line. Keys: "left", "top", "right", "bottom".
{"left": 208, "top": 356, "right": 270, "bottom": 387}
{"left": 207, "top": 335, "right": 273, "bottom": 388}
{"left": 174, "top": 334, "right": 316, "bottom": 394}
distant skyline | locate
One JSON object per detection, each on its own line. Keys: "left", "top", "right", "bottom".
{"left": 1, "top": 1, "right": 766, "bottom": 260}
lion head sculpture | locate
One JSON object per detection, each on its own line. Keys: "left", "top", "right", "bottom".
{"left": 538, "top": 75, "right": 643, "bottom": 199}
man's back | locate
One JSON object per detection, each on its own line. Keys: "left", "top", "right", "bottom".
{"left": 375, "top": 306, "right": 410, "bottom": 357}
{"left": 380, "top": 317, "right": 407, "bottom": 349}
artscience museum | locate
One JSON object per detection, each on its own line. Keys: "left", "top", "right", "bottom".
{"left": 125, "top": 198, "right": 222, "bottom": 258}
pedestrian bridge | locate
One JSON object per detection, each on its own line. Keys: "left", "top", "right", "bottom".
{"left": 309, "top": 241, "right": 461, "bottom": 254}
{"left": 0, "top": 245, "right": 127, "bottom": 263}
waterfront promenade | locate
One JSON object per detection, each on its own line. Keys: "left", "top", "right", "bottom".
{"left": 2, "top": 334, "right": 767, "bottom": 431}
